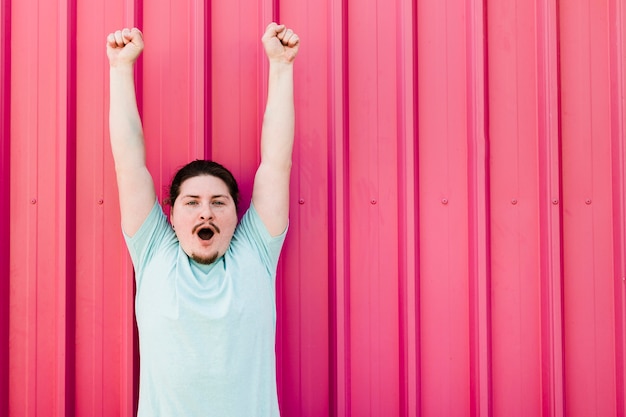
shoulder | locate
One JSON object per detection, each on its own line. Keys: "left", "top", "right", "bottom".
{"left": 228, "top": 204, "right": 287, "bottom": 275}
{"left": 124, "top": 200, "right": 178, "bottom": 272}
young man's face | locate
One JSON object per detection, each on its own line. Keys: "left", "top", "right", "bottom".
{"left": 170, "top": 175, "right": 238, "bottom": 265}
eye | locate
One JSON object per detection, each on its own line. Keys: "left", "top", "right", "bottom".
{"left": 212, "top": 200, "right": 225, "bottom": 206}
{"left": 185, "top": 200, "right": 199, "bottom": 206}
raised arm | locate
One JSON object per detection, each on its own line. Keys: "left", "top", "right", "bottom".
{"left": 252, "top": 23, "right": 300, "bottom": 236}
{"left": 107, "top": 28, "right": 156, "bottom": 236}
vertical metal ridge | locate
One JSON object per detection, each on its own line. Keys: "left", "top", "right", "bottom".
{"left": 202, "top": 0, "right": 211, "bottom": 160}
{"left": 272, "top": 0, "right": 279, "bottom": 23}
{"left": 328, "top": 0, "right": 350, "bottom": 413}
{"left": 537, "top": 0, "right": 565, "bottom": 416}
{"left": 466, "top": 0, "right": 492, "bottom": 416}
{"left": 56, "top": 0, "right": 70, "bottom": 408}
{"left": 609, "top": 0, "right": 626, "bottom": 414}
{"left": 189, "top": 0, "right": 205, "bottom": 160}
{"left": 64, "top": 0, "right": 78, "bottom": 412}
{"left": 0, "top": 0, "right": 11, "bottom": 413}
{"left": 396, "top": 0, "right": 418, "bottom": 414}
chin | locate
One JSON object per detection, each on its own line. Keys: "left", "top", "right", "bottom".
{"left": 191, "top": 252, "right": 219, "bottom": 265}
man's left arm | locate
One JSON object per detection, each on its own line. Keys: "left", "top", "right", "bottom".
{"left": 252, "top": 22, "right": 300, "bottom": 237}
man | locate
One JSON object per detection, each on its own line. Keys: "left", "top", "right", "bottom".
{"left": 106, "top": 22, "right": 299, "bottom": 416}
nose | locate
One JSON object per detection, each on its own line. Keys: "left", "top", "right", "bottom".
{"left": 199, "top": 202, "right": 214, "bottom": 220}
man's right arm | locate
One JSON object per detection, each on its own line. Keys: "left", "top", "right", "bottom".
{"left": 107, "top": 28, "right": 156, "bottom": 237}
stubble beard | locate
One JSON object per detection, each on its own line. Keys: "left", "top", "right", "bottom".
{"left": 191, "top": 251, "right": 219, "bottom": 265}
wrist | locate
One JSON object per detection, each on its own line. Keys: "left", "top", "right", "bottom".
{"left": 109, "top": 62, "right": 136, "bottom": 72}
{"left": 268, "top": 60, "right": 294, "bottom": 72}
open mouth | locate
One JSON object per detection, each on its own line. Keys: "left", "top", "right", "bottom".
{"left": 197, "top": 227, "right": 215, "bottom": 241}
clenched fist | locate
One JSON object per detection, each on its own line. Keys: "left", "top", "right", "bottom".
{"left": 262, "top": 22, "right": 300, "bottom": 64}
{"left": 106, "top": 27, "right": 144, "bottom": 68}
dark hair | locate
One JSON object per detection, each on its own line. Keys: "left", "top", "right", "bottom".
{"left": 166, "top": 160, "right": 240, "bottom": 212}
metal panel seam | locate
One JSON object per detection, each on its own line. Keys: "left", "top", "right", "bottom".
{"left": 537, "top": 0, "right": 566, "bottom": 415}
{"left": 467, "top": 0, "right": 492, "bottom": 416}
{"left": 63, "top": 0, "right": 78, "bottom": 415}
{"left": 609, "top": 0, "right": 626, "bottom": 414}
{"left": 0, "top": 0, "right": 11, "bottom": 413}
{"left": 396, "top": 0, "right": 418, "bottom": 414}
{"left": 328, "top": 0, "right": 350, "bottom": 413}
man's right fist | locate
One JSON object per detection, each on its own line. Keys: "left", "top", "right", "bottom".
{"left": 106, "top": 27, "right": 144, "bottom": 67}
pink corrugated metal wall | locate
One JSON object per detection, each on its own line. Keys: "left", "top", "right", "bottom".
{"left": 1, "top": 0, "right": 625, "bottom": 415}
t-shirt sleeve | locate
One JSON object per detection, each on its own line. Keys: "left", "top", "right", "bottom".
{"left": 123, "top": 200, "right": 176, "bottom": 280}
{"left": 235, "top": 203, "right": 288, "bottom": 276}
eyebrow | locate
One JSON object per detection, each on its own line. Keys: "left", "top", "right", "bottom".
{"left": 181, "top": 194, "right": 230, "bottom": 200}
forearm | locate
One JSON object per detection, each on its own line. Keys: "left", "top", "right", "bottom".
{"left": 109, "top": 64, "right": 146, "bottom": 172}
{"left": 260, "top": 61, "right": 295, "bottom": 169}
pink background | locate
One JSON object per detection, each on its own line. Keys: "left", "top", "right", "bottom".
{"left": 1, "top": 0, "right": 625, "bottom": 415}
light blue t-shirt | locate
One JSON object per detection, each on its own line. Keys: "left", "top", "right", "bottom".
{"left": 124, "top": 201, "right": 287, "bottom": 416}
